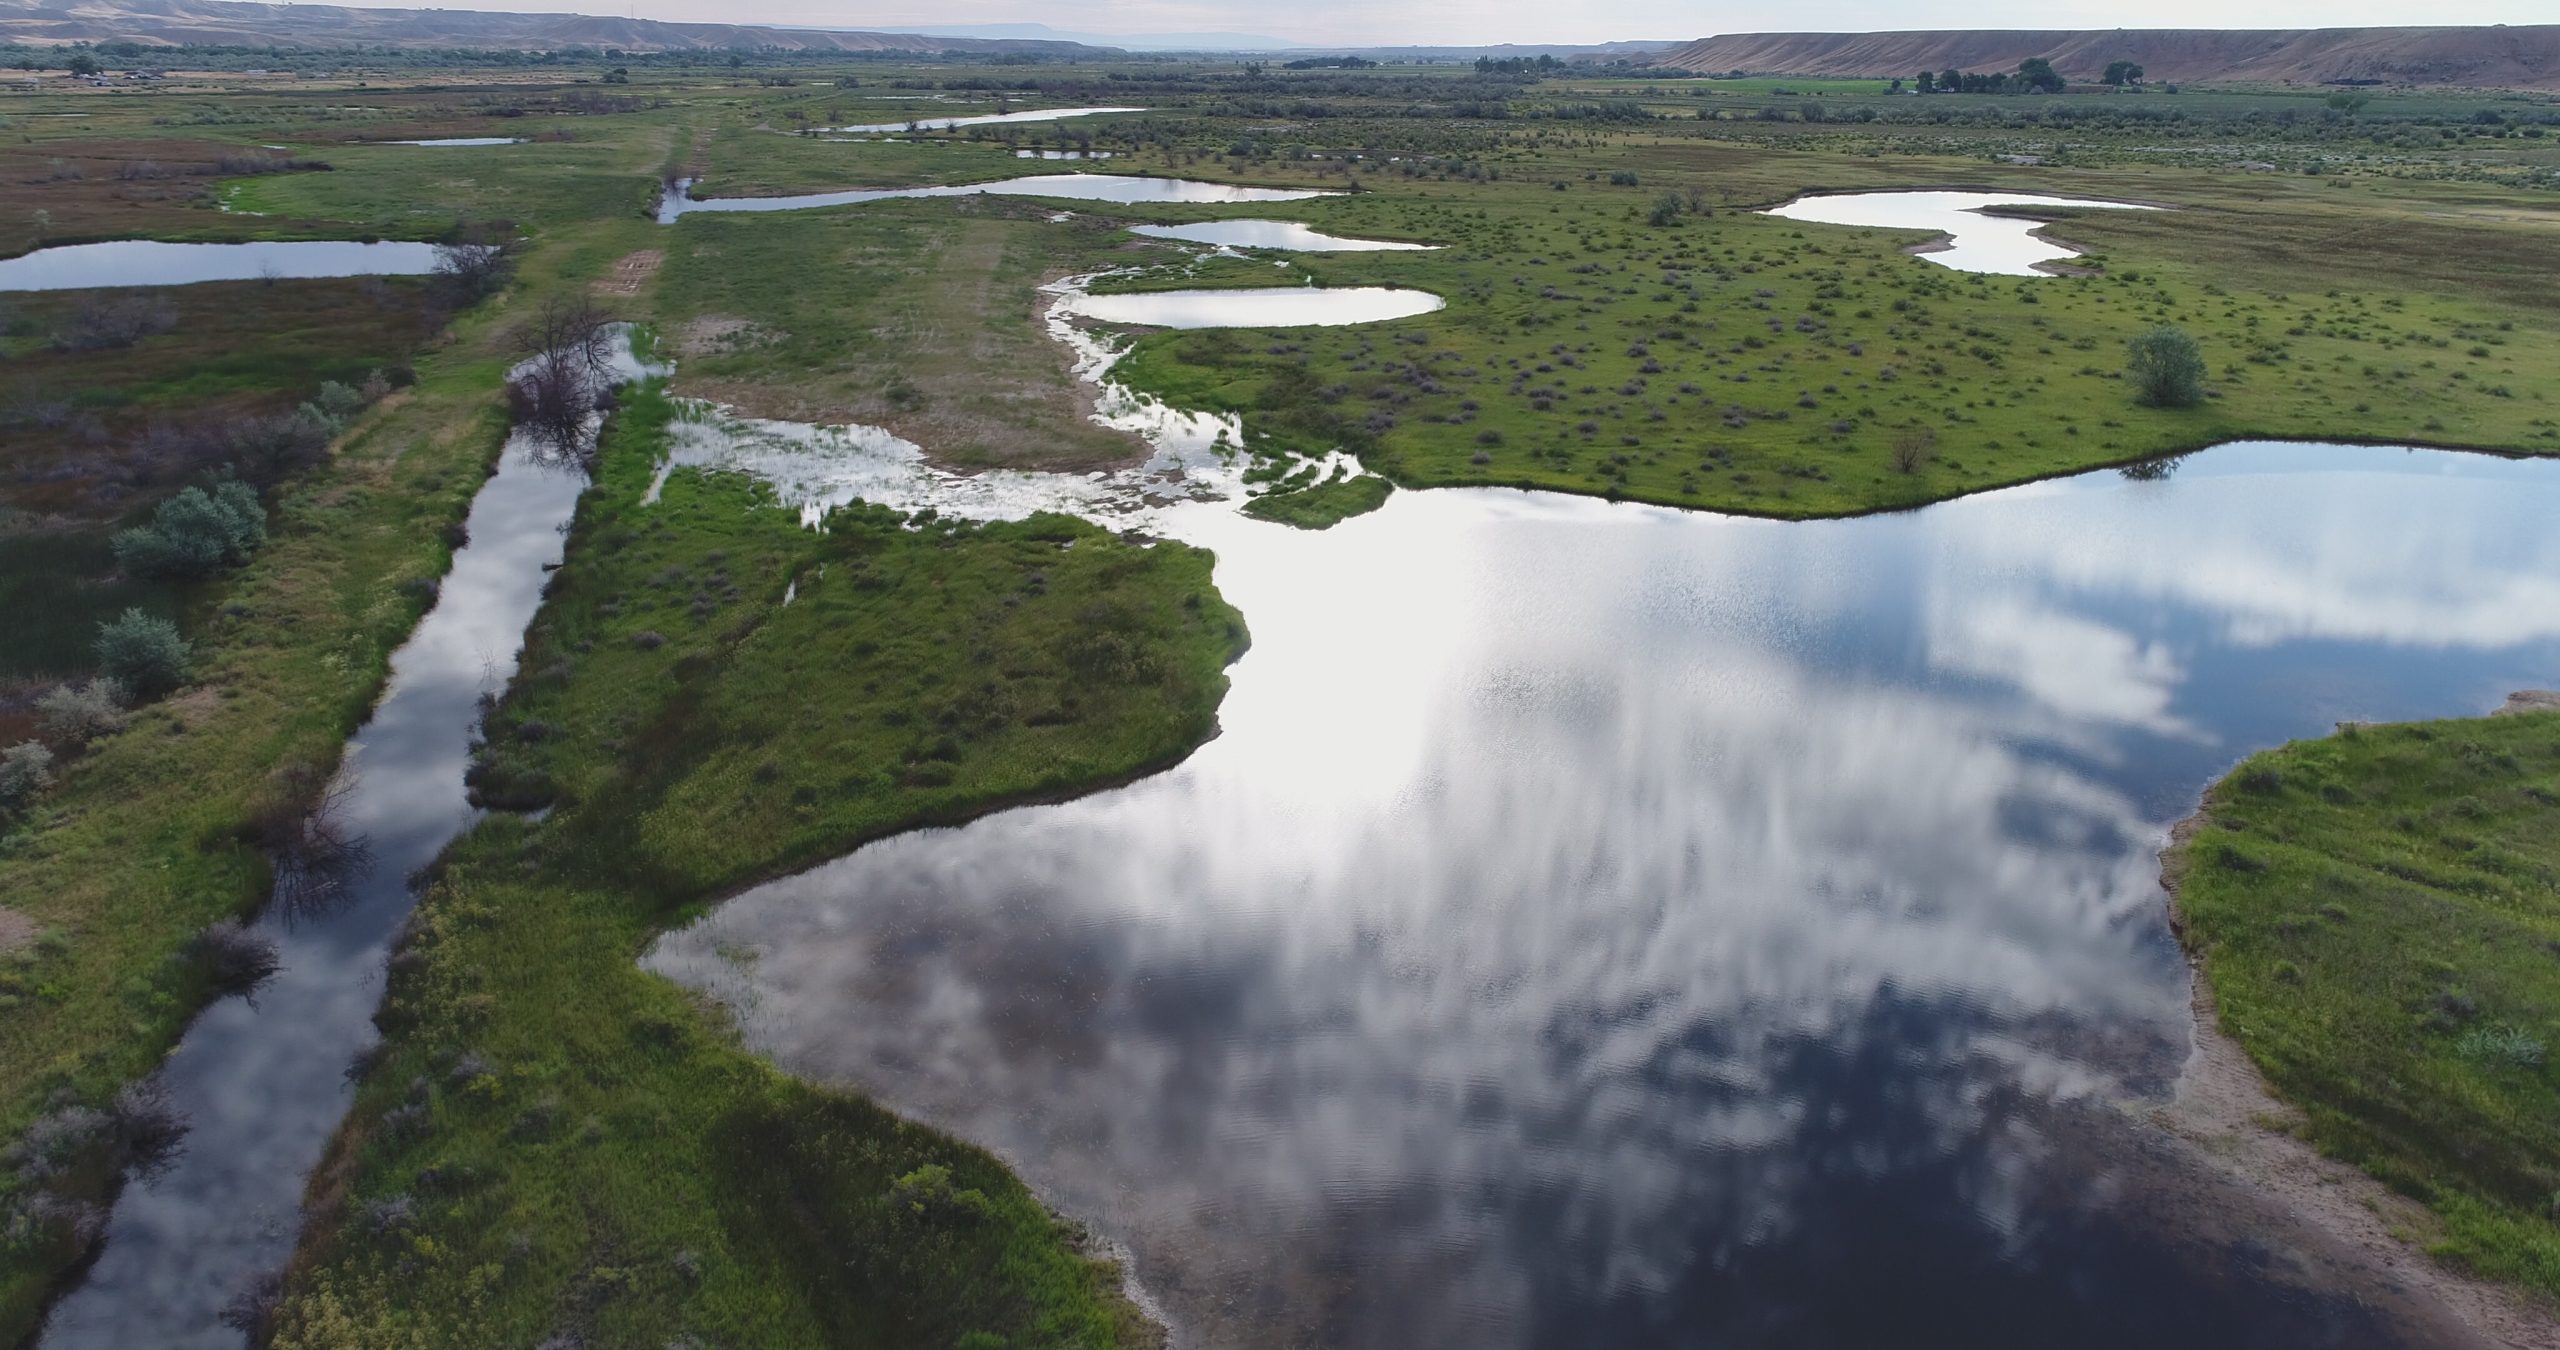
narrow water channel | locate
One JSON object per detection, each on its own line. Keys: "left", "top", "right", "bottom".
{"left": 36, "top": 345, "right": 641, "bottom": 1348}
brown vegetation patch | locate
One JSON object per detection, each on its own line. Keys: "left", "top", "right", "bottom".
{"left": 595, "top": 248, "right": 663, "bottom": 300}
{"left": 0, "top": 909, "right": 37, "bottom": 956}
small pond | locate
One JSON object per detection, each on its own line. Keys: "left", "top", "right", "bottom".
{"left": 0, "top": 239, "right": 443, "bottom": 292}
{"left": 1761, "top": 191, "right": 2156, "bottom": 275}
{"left": 373, "top": 136, "right": 523, "bottom": 146}
{"left": 827, "top": 105, "right": 1144, "bottom": 134}
{"left": 650, "top": 441, "right": 2560, "bottom": 1350}
{"left": 1130, "top": 220, "right": 1437, "bottom": 252}
{"left": 657, "top": 173, "right": 1332, "bottom": 223}
{"left": 1059, "top": 285, "right": 1444, "bottom": 329}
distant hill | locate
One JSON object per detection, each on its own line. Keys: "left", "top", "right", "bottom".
{"left": 0, "top": 0, "right": 1113, "bottom": 54}
{"left": 1646, "top": 26, "right": 2560, "bottom": 90}
{"left": 902, "top": 22, "right": 1296, "bottom": 53}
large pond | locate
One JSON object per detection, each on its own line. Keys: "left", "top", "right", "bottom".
{"left": 657, "top": 173, "right": 1331, "bottom": 223}
{"left": 827, "top": 105, "right": 1144, "bottom": 134}
{"left": 650, "top": 441, "right": 2560, "bottom": 1350}
{"left": 1060, "top": 285, "right": 1445, "bottom": 329}
{"left": 1762, "top": 191, "right": 2156, "bottom": 275}
{"left": 0, "top": 239, "right": 443, "bottom": 292}
{"left": 1131, "top": 219, "right": 1437, "bottom": 252}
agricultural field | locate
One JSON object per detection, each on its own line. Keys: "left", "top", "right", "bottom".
{"left": 0, "top": 46, "right": 2556, "bottom": 1349}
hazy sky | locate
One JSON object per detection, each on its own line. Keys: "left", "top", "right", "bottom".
{"left": 324, "top": 0, "right": 2557, "bottom": 47}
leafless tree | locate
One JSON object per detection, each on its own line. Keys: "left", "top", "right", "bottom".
{"left": 1890, "top": 426, "right": 1938, "bottom": 474}
{"left": 430, "top": 221, "right": 518, "bottom": 307}
{"left": 508, "top": 296, "right": 615, "bottom": 463}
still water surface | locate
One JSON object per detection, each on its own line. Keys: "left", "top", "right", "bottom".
{"left": 1762, "top": 191, "right": 2156, "bottom": 275}
{"left": 0, "top": 239, "right": 442, "bottom": 292}
{"left": 657, "top": 173, "right": 1331, "bottom": 223}
{"left": 651, "top": 442, "right": 2560, "bottom": 1349}
{"left": 1130, "top": 219, "right": 1437, "bottom": 251}
{"left": 827, "top": 105, "right": 1144, "bottom": 134}
{"left": 1060, "top": 285, "right": 1445, "bottom": 328}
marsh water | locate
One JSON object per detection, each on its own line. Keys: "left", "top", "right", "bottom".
{"left": 36, "top": 343, "right": 645, "bottom": 1349}
{"left": 1060, "top": 285, "right": 1445, "bottom": 328}
{"left": 1130, "top": 219, "right": 1436, "bottom": 251}
{"left": 656, "top": 173, "right": 1331, "bottom": 222}
{"left": 1762, "top": 191, "right": 2155, "bottom": 274}
{"left": 827, "top": 105, "right": 1144, "bottom": 134}
{"left": 0, "top": 239, "right": 443, "bottom": 292}
{"left": 650, "top": 441, "right": 2560, "bottom": 1350}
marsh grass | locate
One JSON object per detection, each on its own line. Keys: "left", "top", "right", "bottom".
{"left": 270, "top": 383, "right": 1240, "bottom": 1346}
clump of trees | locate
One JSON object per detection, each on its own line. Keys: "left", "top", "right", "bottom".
{"left": 2103, "top": 61, "right": 2146, "bottom": 86}
{"left": 2127, "top": 324, "right": 2207, "bottom": 408}
{"left": 1916, "top": 58, "right": 2066, "bottom": 95}
{"left": 111, "top": 475, "right": 266, "bottom": 579}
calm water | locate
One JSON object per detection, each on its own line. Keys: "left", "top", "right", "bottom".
{"left": 1762, "top": 191, "right": 2156, "bottom": 275}
{"left": 650, "top": 442, "right": 2560, "bottom": 1350}
{"left": 1131, "top": 220, "right": 1437, "bottom": 251}
{"left": 37, "top": 340, "right": 649, "bottom": 1348}
{"left": 374, "top": 136, "right": 522, "bottom": 146}
{"left": 0, "top": 240, "right": 442, "bottom": 292}
{"left": 1060, "top": 285, "right": 1445, "bottom": 329}
{"left": 657, "top": 173, "right": 1332, "bottom": 223}
{"left": 827, "top": 105, "right": 1144, "bottom": 134}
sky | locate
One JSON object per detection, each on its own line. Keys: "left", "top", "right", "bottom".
{"left": 311, "top": 0, "right": 2560, "bottom": 48}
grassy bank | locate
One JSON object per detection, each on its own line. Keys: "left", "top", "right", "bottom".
{"left": 268, "top": 384, "right": 1243, "bottom": 1347}
{"left": 2171, "top": 705, "right": 2560, "bottom": 1300}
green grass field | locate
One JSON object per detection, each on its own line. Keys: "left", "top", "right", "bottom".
{"left": 2173, "top": 709, "right": 2560, "bottom": 1299}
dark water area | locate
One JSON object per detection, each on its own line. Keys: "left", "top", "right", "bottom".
{"left": 37, "top": 432, "right": 592, "bottom": 1349}
{"left": 650, "top": 442, "right": 2560, "bottom": 1349}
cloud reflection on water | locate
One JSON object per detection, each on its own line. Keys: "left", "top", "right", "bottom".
{"left": 649, "top": 445, "right": 2560, "bottom": 1348}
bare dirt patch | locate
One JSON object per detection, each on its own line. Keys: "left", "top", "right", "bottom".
{"left": 0, "top": 908, "right": 37, "bottom": 955}
{"left": 596, "top": 248, "right": 664, "bottom": 300}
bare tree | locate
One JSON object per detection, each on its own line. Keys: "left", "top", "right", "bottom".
{"left": 1890, "top": 426, "right": 1938, "bottom": 474}
{"left": 508, "top": 296, "right": 615, "bottom": 463}
{"left": 430, "top": 221, "right": 518, "bottom": 308}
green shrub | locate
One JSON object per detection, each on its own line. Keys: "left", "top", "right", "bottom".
{"left": 0, "top": 742, "right": 52, "bottom": 817}
{"left": 35, "top": 678, "right": 128, "bottom": 746}
{"left": 94, "top": 609, "right": 191, "bottom": 697}
{"left": 2127, "top": 324, "right": 2207, "bottom": 408}
{"left": 111, "top": 479, "right": 267, "bottom": 580}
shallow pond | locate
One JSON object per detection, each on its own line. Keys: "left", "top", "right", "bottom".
{"left": 38, "top": 339, "right": 651, "bottom": 1349}
{"left": 1761, "top": 191, "right": 2156, "bottom": 275}
{"left": 1130, "top": 220, "right": 1436, "bottom": 251}
{"left": 657, "top": 173, "right": 1332, "bottom": 223}
{"left": 827, "top": 105, "right": 1144, "bottom": 134}
{"left": 650, "top": 441, "right": 2560, "bottom": 1350}
{"left": 1059, "top": 285, "right": 1444, "bottom": 329}
{"left": 374, "top": 136, "right": 523, "bottom": 146}
{"left": 0, "top": 239, "right": 442, "bottom": 292}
